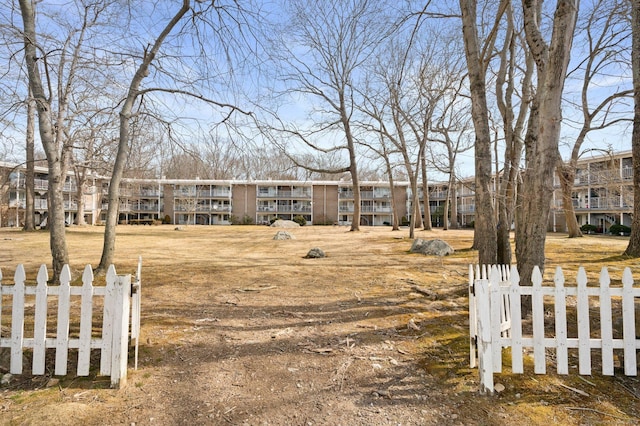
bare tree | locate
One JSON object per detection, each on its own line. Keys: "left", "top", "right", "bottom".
{"left": 18, "top": 0, "right": 122, "bottom": 278}
{"left": 556, "top": 0, "right": 632, "bottom": 238}
{"left": 19, "top": 0, "right": 70, "bottom": 278}
{"left": 459, "top": 0, "right": 505, "bottom": 265}
{"left": 494, "top": 3, "right": 534, "bottom": 264}
{"left": 97, "top": 1, "right": 255, "bottom": 271}
{"left": 429, "top": 86, "right": 474, "bottom": 231}
{"left": 264, "top": 0, "right": 396, "bottom": 232}
{"left": 624, "top": 0, "right": 640, "bottom": 257}
{"left": 515, "top": 0, "right": 579, "bottom": 289}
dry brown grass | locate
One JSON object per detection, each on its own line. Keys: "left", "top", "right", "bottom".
{"left": 0, "top": 225, "right": 638, "bottom": 425}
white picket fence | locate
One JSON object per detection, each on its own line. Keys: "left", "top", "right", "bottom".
{"left": 469, "top": 264, "right": 640, "bottom": 394}
{"left": 0, "top": 259, "right": 141, "bottom": 388}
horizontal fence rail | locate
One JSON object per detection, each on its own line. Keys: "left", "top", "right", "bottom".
{"left": 469, "top": 264, "right": 640, "bottom": 394}
{"left": 0, "top": 259, "right": 141, "bottom": 388}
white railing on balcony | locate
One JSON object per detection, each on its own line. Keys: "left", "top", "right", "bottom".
{"left": 257, "top": 189, "right": 311, "bottom": 198}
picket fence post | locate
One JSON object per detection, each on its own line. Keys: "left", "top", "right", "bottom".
{"left": 78, "top": 265, "right": 95, "bottom": 376}
{"left": 475, "top": 275, "right": 494, "bottom": 394}
{"left": 32, "top": 265, "right": 49, "bottom": 375}
{"left": 622, "top": 267, "right": 637, "bottom": 376}
{"left": 10, "top": 265, "right": 26, "bottom": 374}
{"left": 110, "top": 272, "right": 131, "bottom": 388}
{"left": 509, "top": 266, "right": 523, "bottom": 374}
{"left": 554, "top": 267, "right": 568, "bottom": 375}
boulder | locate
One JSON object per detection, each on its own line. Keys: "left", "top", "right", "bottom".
{"left": 273, "top": 231, "right": 295, "bottom": 240}
{"left": 270, "top": 219, "right": 300, "bottom": 228}
{"left": 410, "top": 238, "right": 454, "bottom": 256}
{"left": 305, "top": 247, "right": 326, "bottom": 258}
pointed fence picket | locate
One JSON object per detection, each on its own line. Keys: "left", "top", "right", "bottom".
{"left": 469, "top": 264, "right": 640, "bottom": 395}
{"left": 0, "top": 260, "right": 142, "bottom": 388}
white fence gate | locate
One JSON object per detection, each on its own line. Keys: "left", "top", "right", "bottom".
{"left": 469, "top": 264, "right": 640, "bottom": 394}
{"left": 0, "top": 259, "right": 141, "bottom": 388}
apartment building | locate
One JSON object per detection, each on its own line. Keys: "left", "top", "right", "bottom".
{"left": 1, "top": 149, "right": 634, "bottom": 232}
{"left": 550, "top": 150, "right": 633, "bottom": 233}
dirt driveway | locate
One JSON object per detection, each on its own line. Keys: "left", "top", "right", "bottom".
{"left": 0, "top": 225, "right": 638, "bottom": 425}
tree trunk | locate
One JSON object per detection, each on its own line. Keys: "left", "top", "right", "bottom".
{"left": 23, "top": 91, "right": 36, "bottom": 231}
{"left": 75, "top": 178, "right": 87, "bottom": 226}
{"left": 459, "top": 0, "right": 497, "bottom": 265}
{"left": 624, "top": 0, "right": 640, "bottom": 256}
{"left": 421, "top": 151, "right": 432, "bottom": 230}
{"left": 19, "top": 0, "right": 69, "bottom": 279}
{"left": 516, "top": 0, "right": 578, "bottom": 290}
{"left": 383, "top": 160, "right": 400, "bottom": 231}
{"left": 97, "top": 0, "right": 190, "bottom": 273}
{"left": 556, "top": 162, "right": 582, "bottom": 237}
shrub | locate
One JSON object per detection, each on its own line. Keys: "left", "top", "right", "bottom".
{"left": 163, "top": 215, "right": 172, "bottom": 224}
{"left": 400, "top": 216, "right": 410, "bottom": 226}
{"left": 293, "top": 215, "right": 307, "bottom": 226}
{"left": 609, "top": 224, "right": 630, "bottom": 235}
{"left": 580, "top": 223, "right": 597, "bottom": 234}
{"left": 229, "top": 214, "right": 254, "bottom": 225}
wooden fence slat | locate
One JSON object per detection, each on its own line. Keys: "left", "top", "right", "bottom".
{"left": 509, "top": 266, "right": 523, "bottom": 374}
{"left": 32, "top": 266, "right": 49, "bottom": 375}
{"left": 489, "top": 266, "right": 503, "bottom": 373}
{"left": 621, "top": 267, "right": 637, "bottom": 376}
{"left": 476, "top": 277, "right": 494, "bottom": 394}
{"left": 599, "top": 268, "right": 614, "bottom": 376}
{"left": 100, "top": 265, "right": 117, "bottom": 376}
{"left": 469, "top": 265, "right": 477, "bottom": 368}
{"left": 531, "top": 266, "right": 546, "bottom": 374}
{"left": 110, "top": 274, "right": 131, "bottom": 388}
{"left": 132, "top": 256, "right": 142, "bottom": 370}
{"left": 576, "top": 267, "right": 592, "bottom": 375}
{"left": 54, "top": 265, "right": 72, "bottom": 376}
{"left": 77, "top": 265, "right": 95, "bottom": 376}
{"left": 554, "top": 267, "right": 568, "bottom": 375}
{"left": 10, "top": 265, "right": 26, "bottom": 374}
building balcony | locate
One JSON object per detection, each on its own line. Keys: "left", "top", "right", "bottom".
{"left": 361, "top": 206, "right": 393, "bottom": 213}
{"left": 360, "top": 190, "right": 392, "bottom": 199}
{"left": 257, "top": 189, "right": 311, "bottom": 199}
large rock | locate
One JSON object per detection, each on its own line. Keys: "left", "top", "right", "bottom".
{"left": 410, "top": 238, "right": 454, "bottom": 256}
{"left": 304, "top": 247, "right": 326, "bottom": 258}
{"left": 273, "top": 231, "right": 295, "bottom": 240}
{"left": 270, "top": 219, "right": 300, "bottom": 228}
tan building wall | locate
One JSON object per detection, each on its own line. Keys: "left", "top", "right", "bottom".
{"left": 162, "top": 183, "right": 174, "bottom": 223}
{"left": 392, "top": 185, "right": 408, "bottom": 223}
{"left": 231, "top": 183, "right": 257, "bottom": 222}
{"left": 312, "top": 184, "right": 339, "bottom": 225}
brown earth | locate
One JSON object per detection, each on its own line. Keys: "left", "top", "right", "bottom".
{"left": 0, "top": 225, "right": 639, "bottom": 425}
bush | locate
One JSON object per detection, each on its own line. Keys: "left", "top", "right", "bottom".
{"left": 609, "top": 224, "right": 631, "bottom": 235}
{"left": 400, "top": 216, "right": 410, "bottom": 226}
{"left": 580, "top": 223, "right": 597, "bottom": 234}
{"left": 162, "top": 215, "right": 172, "bottom": 224}
{"left": 293, "top": 215, "right": 307, "bottom": 226}
{"left": 229, "top": 214, "right": 254, "bottom": 225}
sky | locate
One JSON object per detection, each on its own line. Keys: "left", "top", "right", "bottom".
{"left": 0, "top": 0, "right": 634, "bottom": 183}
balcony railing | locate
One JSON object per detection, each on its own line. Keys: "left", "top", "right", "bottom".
{"left": 257, "top": 189, "right": 311, "bottom": 198}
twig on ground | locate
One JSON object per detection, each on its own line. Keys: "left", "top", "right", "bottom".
{"left": 564, "top": 407, "right": 629, "bottom": 421}
{"left": 237, "top": 285, "right": 277, "bottom": 292}
{"left": 559, "top": 383, "right": 589, "bottom": 397}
